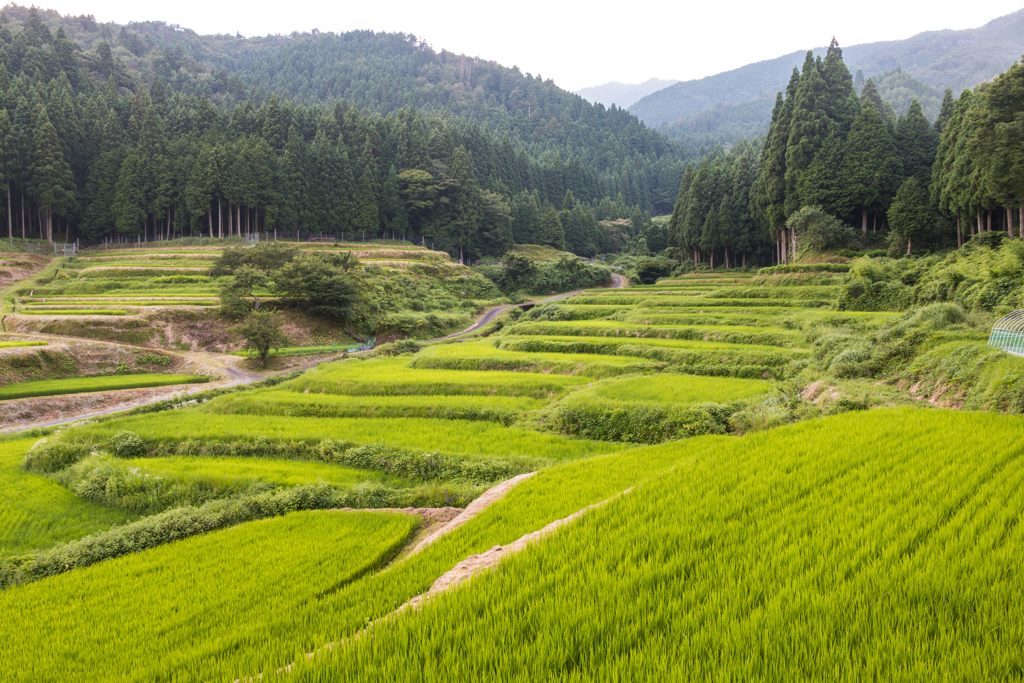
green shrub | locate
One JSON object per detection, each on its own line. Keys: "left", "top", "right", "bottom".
{"left": 108, "top": 431, "right": 146, "bottom": 458}
{"left": 23, "top": 438, "right": 91, "bottom": 473}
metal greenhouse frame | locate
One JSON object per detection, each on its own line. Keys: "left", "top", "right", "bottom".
{"left": 988, "top": 310, "right": 1024, "bottom": 355}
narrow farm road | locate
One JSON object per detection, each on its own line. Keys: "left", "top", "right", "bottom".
{"left": 431, "top": 272, "right": 626, "bottom": 342}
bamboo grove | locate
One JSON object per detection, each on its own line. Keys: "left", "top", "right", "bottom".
{"left": 0, "top": 6, "right": 690, "bottom": 259}
{"left": 667, "top": 38, "right": 1024, "bottom": 266}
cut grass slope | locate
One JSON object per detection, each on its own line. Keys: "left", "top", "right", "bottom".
{"left": 122, "top": 455, "right": 409, "bottom": 488}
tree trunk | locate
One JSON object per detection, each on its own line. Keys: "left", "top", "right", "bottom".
{"left": 710, "top": 251, "right": 715, "bottom": 270}
{"left": 907, "top": 237, "right": 912, "bottom": 256}
{"left": 977, "top": 208, "right": 982, "bottom": 235}
{"left": 957, "top": 216, "right": 962, "bottom": 248}
{"left": 6, "top": 186, "right": 10, "bottom": 243}
{"left": 217, "top": 197, "right": 223, "bottom": 239}
{"left": 208, "top": 210, "right": 213, "bottom": 239}
{"left": 791, "top": 227, "right": 797, "bottom": 261}
{"left": 742, "top": 251, "right": 746, "bottom": 268}
{"left": 872, "top": 213, "right": 877, "bottom": 235}
{"left": 781, "top": 231, "right": 788, "bottom": 264}
{"left": 987, "top": 209, "right": 992, "bottom": 232}
{"left": 1008, "top": 208, "right": 1014, "bottom": 239}
{"left": 861, "top": 207, "right": 868, "bottom": 235}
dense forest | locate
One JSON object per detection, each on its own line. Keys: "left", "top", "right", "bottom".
{"left": 667, "top": 38, "right": 1024, "bottom": 266}
{"left": 0, "top": 5, "right": 689, "bottom": 259}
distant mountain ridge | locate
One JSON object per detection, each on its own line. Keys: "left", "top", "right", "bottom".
{"left": 575, "top": 78, "right": 679, "bottom": 109}
{"left": 630, "top": 8, "right": 1024, "bottom": 129}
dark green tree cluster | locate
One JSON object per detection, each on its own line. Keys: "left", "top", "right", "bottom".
{"left": 666, "top": 139, "right": 763, "bottom": 268}
{"left": 0, "top": 6, "right": 690, "bottom": 254}
{"left": 748, "top": 40, "right": 939, "bottom": 262}
{"left": 933, "top": 60, "right": 1024, "bottom": 248}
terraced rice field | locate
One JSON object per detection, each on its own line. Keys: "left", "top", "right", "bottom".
{"left": 0, "top": 510, "right": 417, "bottom": 681}
{"left": 121, "top": 455, "right": 409, "bottom": 488}
{"left": 0, "top": 340, "right": 47, "bottom": 348}
{"left": 0, "top": 439, "right": 137, "bottom": 555}
{"left": 281, "top": 357, "right": 589, "bottom": 397}
{"left": 209, "top": 390, "right": 545, "bottom": 424}
{"left": 63, "top": 412, "right": 621, "bottom": 462}
{"left": 0, "top": 373, "right": 210, "bottom": 400}
{"left": 6, "top": 264, "right": 1021, "bottom": 681}
{"left": 291, "top": 409, "right": 1024, "bottom": 681}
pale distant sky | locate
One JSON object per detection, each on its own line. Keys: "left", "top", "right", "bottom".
{"left": 38, "top": 0, "right": 1024, "bottom": 91}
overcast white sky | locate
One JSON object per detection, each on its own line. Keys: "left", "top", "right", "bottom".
{"left": 36, "top": 0, "right": 1024, "bottom": 91}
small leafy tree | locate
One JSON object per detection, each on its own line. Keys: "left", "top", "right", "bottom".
{"left": 219, "top": 265, "right": 268, "bottom": 318}
{"left": 233, "top": 310, "right": 289, "bottom": 366}
{"left": 786, "top": 205, "right": 857, "bottom": 255}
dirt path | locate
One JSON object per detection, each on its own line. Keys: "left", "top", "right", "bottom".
{"left": 0, "top": 333, "right": 266, "bottom": 431}
{"left": 259, "top": 480, "right": 632, "bottom": 680}
{"left": 430, "top": 273, "right": 626, "bottom": 342}
{"left": 239, "top": 472, "right": 537, "bottom": 681}
{"left": 407, "top": 472, "right": 536, "bottom": 555}
{"left": 398, "top": 485, "right": 632, "bottom": 612}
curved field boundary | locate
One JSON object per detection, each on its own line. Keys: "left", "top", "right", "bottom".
{"left": 262, "top": 479, "right": 631, "bottom": 679}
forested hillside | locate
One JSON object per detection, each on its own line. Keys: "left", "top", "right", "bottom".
{"left": 631, "top": 8, "right": 1024, "bottom": 146}
{"left": 0, "top": 5, "right": 688, "bottom": 259}
{"left": 667, "top": 39, "right": 1024, "bottom": 266}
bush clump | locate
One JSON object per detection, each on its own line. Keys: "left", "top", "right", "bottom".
{"left": 108, "top": 431, "right": 147, "bottom": 458}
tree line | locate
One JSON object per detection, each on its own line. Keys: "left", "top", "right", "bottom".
{"left": 668, "top": 39, "right": 1024, "bottom": 265}
{"left": 0, "top": 6, "right": 694, "bottom": 260}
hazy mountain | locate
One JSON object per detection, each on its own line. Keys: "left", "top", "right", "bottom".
{"left": 576, "top": 78, "right": 680, "bottom": 109}
{"left": 631, "top": 8, "right": 1024, "bottom": 129}
{"left": 866, "top": 67, "right": 945, "bottom": 121}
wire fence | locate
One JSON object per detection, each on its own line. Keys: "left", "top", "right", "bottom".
{"left": 75, "top": 232, "right": 436, "bottom": 251}
{"left": 2, "top": 238, "right": 44, "bottom": 254}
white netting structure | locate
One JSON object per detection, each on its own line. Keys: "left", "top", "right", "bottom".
{"left": 988, "top": 310, "right": 1024, "bottom": 355}
{"left": 245, "top": 233, "right": 260, "bottom": 247}
{"left": 54, "top": 243, "right": 77, "bottom": 257}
